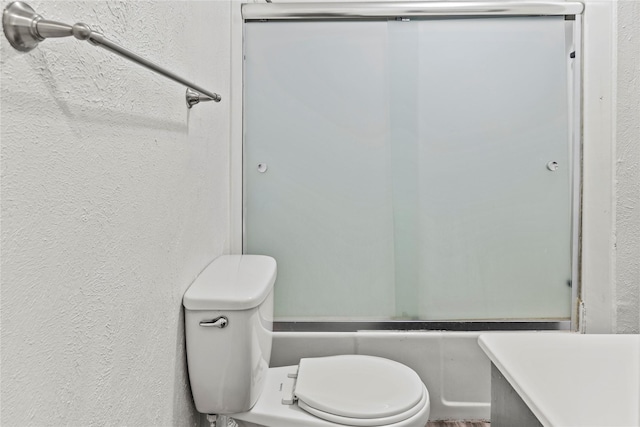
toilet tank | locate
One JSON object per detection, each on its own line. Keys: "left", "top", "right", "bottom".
{"left": 183, "top": 255, "right": 276, "bottom": 415}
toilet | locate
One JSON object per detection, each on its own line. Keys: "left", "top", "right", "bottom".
{"left": 183, "top": 255, "right": 430, "bottom": 427}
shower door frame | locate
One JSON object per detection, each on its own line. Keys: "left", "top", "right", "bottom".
{"left": 231, "top": 1, "right": 585, "bottom": 333}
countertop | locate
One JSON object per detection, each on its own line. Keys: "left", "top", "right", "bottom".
{"left": 478, "top": 333, "right": 640, "bottom": 427}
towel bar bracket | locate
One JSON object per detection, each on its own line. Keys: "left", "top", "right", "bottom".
{"left": 2, "top": 1, "right": 221, "bottom": 108}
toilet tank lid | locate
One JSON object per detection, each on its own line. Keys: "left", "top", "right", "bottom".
{"left": 183, "top": 255, "right": 277, "bottom": 311}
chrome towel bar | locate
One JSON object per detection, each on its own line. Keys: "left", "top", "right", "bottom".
{"left": 2, "top": 2, "right": 221, "bottom": 108}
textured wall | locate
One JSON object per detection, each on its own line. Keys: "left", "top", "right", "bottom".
{"left": 616, "top": 0, "right": 640, "bottom": 333}
{"left": 0, "top": 1, "right": 230, "bottom": 425}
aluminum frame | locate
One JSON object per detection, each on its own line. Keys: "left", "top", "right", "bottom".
{"left": 569, "top": 16, "right": 583, "bottom": 332}
{"left": 242, "top": 1, "right": 584, "bottom": 21}
{"left": 242, "top": 5, "right": 584, "bottom": 333}
{"left": 275, "top": 321, "right": 571, "bottom": 332}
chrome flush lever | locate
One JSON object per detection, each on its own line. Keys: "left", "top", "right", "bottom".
{"left": 199, "top": 316, "right": 229, "bottom": 328}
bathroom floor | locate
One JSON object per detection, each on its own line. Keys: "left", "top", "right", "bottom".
{"left": 426, "top": 422, "right": 490, "bottom": 427}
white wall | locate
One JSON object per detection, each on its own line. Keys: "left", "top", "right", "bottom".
{"left": 615, "top": 0, "right": 640, "bottom": 334}
{"left": 0, "top": 1, "right": 231, "bottom": 425}
{"left": 579, "top": 0, "right": 639, "bottom": 334}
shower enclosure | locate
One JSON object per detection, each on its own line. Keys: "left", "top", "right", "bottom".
{"left": 241, "top": 2, "right": 582, "bottom": 330}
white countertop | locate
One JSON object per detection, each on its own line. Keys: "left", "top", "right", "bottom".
{"left": 478, "top": 333, "right": 640, "bottom": 427}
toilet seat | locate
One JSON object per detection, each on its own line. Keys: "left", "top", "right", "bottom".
{"left": 298, "top": 384, "right": 428, "bottom": 427}
{"left": 232, "top": 363, "right": 431, "bottom": 427}
{"left": 293, "top": 355, "right": 426, "bottom": 426}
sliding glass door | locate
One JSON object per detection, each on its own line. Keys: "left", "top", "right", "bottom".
{"left": 243, "top": 16, "right": 576, "bottom": 322}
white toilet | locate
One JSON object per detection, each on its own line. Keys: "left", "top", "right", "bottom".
{"left": 183, "top": 255, "right": 430, "bottom": 427}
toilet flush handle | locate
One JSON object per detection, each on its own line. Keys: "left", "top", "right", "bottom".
{"left": 199, "top": 316, "right": 229, "bottom": 328}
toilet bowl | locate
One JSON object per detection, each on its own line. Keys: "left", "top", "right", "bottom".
{"left": 183, "top": 255, "right": 431, "bottom": 427}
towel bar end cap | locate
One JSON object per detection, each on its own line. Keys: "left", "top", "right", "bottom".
{"left": 3, "top": 1, "right": 41, "bottom": 52}
{"left": 186, "top": 88, "right": 221, "bottom": 109}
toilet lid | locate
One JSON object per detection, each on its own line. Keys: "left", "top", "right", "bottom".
{"left": 294, "top": 355, "right": 425, "bottom": 422}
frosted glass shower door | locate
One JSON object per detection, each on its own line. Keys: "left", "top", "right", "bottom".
{"left": 244, "top": 22, "right": 397, "bottom": 319}
{"left": 414, "top": 17, "right": 572, "bottom": 320}
{"left": 243, "top": 17, "right": 574, "bottom": 321}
